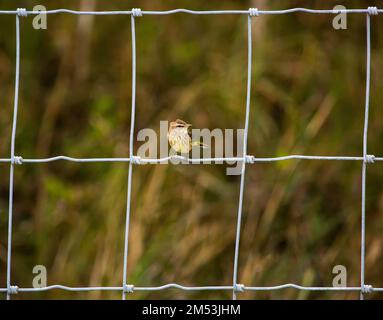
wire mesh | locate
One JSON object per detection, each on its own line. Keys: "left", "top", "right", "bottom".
{"left": 1, "top": 7, "right": 381, "bottom": 300}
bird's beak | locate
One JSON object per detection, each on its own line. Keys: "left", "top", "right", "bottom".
{"left": 186, "top": 123, "right": 192, "bottom": 127}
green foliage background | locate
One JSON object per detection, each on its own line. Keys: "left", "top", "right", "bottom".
{"left": 1, "top": 0, "right": 383, "bottom": 299}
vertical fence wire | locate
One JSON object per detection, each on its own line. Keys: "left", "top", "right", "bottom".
{"left": 360, "top": 12, "right": 372, "bottom": 300}
{"left": 6, "top": 14, "right": 21, "bottom": 300}
{"left": 122, "top": 14, "right": 138, "bottom": 300}
{"left": 232, "top": 14, "right": 253, "bottom": 300}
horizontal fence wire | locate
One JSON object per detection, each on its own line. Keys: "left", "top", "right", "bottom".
{"left": 1, "top": 284, "right": 383, "bottom": 293}
{"left": 0, "top": 8, "right": 382, "bottom": 15}
{"left": 0, "top": 155, "right": 382, "bottom": 164}
{"left": 1, "top": 7, "right": 383, "bottom": 299}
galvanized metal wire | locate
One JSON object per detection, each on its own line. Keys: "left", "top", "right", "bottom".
{"left": 6, "top": 13, "right": 21, "bottom": 301}
{"left": 1, "top": 7, "right": 382, "bottom": 300}
{"left": 121, "top": 13, "right": 138, "bottom": 301}
{"left": 232, "top": 14, "right": 253, "bottom": 300}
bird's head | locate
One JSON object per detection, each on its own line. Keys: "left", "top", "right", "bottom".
{"left": 169, "top": 119, "right": 192, "bottom": 130}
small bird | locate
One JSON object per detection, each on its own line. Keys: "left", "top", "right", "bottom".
{"left": 168, "top": 119, "right": 207, "bottom": 154}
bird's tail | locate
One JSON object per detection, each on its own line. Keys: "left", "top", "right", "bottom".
{"left": 191, "top": 141, "right": 208, "bottom": 149}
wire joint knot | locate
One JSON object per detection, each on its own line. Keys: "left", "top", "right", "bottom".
{"left": 367, "top": 7, "right": 378, "bottom": 15}
{"left": 249, "top": 8, "right": 259, "bottom": 17}
{"left": 8, "top": 285, "right": 19, "bottom": 294}
{"left": 124, "top": 284, "right": 135, "bottom": 293}
{"left": 361, "top": 284, "right": 373, "bottom": 293}
{"left": 16, "top": 8, "right": 27, "bottom": 17}
{"left": 234, "top": 283, "right": 245, "bottom": 292}
{"left": 364, "top": 154, "right": 375, "bottom": 164}
{"left": 12, "top": 156, "right": 23, "bottom": 165}
{"left": 245, "top": 155, "right": 255, "bottom": 164}
{"left": 132, "top": 8, "right": 142, "bottom": 17}
{"left": 130, "top": 156, "right": 141, "bottom": 165}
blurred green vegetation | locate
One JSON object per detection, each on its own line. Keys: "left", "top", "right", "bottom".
{"left": 1, "top": 0, "right": 383, "bottom": 299}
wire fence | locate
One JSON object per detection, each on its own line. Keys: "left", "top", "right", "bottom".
{"left": 0, "top": 6, "right": 382, "bottom": 300}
